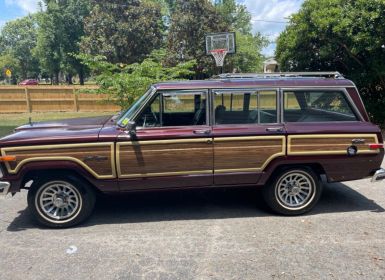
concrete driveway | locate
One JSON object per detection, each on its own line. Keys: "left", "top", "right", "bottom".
{"left": 1, "top": 160, "right": 384, "bottom": 280}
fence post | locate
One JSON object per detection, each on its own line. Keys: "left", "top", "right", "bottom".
{"left": 73, "top": 88, "right": 79, "bottom": 112}
{"left": 24, "top": 87, "right": 31, "bottom": 113}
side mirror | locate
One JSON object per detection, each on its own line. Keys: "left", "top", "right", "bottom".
{"left": 127, "top": 121, "right": 137, "bottom": 135}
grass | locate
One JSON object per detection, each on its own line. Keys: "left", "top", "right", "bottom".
{"left": 0, "top": 112, "right": 113, "bottom": 138}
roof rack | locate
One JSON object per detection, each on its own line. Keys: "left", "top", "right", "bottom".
{"left": 213, "top": 72, "right": 344, "bottom": 80}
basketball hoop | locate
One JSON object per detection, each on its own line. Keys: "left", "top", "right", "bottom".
{"left": 210, "top": 49, "right": 228, "bottom": 67}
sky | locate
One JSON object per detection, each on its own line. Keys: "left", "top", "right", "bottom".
{"left": 0, "top": 0, "right": 304, "bottom": 57}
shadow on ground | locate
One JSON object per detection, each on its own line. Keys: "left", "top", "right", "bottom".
{"left": 7, "top": 182, "right": 384, "bottom": 231}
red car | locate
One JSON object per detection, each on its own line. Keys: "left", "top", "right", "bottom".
{"left": 0, "top": 72, "right": 384, "bottom": 228}
{"left": 19, "top": 79, "right": 39, "bottom": 85}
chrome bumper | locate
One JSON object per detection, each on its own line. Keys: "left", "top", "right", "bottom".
{"left": 0, "top": 181, "right": 10, "bottom": 196}
{"left": 371, "top": 168, "right": 385, "bottom": 183}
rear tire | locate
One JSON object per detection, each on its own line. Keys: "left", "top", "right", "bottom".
{"left": 263, "top": 167, "right": 322, "bottom": 215}
{"left": 27, "top": 175, "right": 96, "bottom": 228}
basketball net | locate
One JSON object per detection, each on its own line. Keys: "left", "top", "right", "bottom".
{"left": 210, "top": 49, "right": 228, "bottom": 67}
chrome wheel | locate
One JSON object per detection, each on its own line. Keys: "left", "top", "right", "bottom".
{"left": 276, "top": 171, "right": 315, "bottom": 210}
{"left": 36, "top": 181, "right": 82, "bottom": 222}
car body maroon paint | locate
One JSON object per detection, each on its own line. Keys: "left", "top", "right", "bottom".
{"left": 0, "top": 72, "right": 384, "bottom": 227}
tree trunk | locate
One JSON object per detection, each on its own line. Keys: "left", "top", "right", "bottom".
{"left": 67, "top": 74, "right": 73, "bottom": 85}
{"left": 79, "top": 67, "right": 85, "bottom": 85}
{"left": 54, "top": 72, "right": 59, "bottom": 85}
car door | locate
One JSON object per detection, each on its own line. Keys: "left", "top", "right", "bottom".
{"left": 282, "top": 88, "right": 382, "bottom": 182}
{"left": 117, "top": 89, "right": 214, "bottom": 191}
{"left": 211, "top": 88, "right": 286, "bottom": 185}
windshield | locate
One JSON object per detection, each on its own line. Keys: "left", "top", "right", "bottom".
{"left": 117, "top": 86, "right": 155, "bottom": 127}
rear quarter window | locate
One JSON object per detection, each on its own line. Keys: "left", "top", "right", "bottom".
{"left": 283, "top": 90, "right": 358, "bottom": 122}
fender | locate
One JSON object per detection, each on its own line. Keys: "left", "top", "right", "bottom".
{"left": 4, "top": 160, "right": 119, "bottom": 193}
{"left": 257, "top": 152, "right": 384, "bottom": 185}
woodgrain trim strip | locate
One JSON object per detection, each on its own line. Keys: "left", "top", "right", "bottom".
{"left": 116, "top": 138, "right": 212, "bottom": 178}
{"left": 214, "top": 136, "right": 286, "bottom": 173}
{"left": 1, "top": 143, "right": 116, "bottom": 179}
{"left": 118, "top": 170, "right": 213, "bottom": 179}
{"left": 288, "top": 134, "right": 379, "bottom": 155}
{"left": 121, "top": 138, "right": 212, "bottom": 146}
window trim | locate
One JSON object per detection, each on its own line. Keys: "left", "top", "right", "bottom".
{"left": 212, "top": 88, "right": 280, "bottom": 126}
{"left": 280, "top": 87, "right": 364, "bottom": 123}
{"left": 134, "top": 89, "right": 210, "bottom": 129}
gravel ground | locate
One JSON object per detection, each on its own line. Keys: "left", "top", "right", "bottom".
{"left": 0, "top": 160, "right": 384, "bottom": 280}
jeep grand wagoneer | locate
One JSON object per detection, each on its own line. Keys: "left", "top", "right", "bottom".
{"left": 0, "top": 72, "right": 384, "bottom": 228}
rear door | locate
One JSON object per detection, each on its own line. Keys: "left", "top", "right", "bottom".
{"left": 282, "top": 88, "right": 382, "bottom": 181}
{"left": 211, "top": 88, "right": 286, "bottom": 185}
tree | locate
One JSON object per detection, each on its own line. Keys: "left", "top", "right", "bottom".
{"left": 0, "top": 53, "right": 20, "bottom": 84}
{"left": 60, "top": 0, "right": 91, "bottom": 85}
{"left": 276, "top": 0, "right": 385, "bottom": 127}
{"left": 80, "top": 0, "right": 164, "bottom": 65}
{"left": 166, "top": 0, "right": 228, "bottom": 77}
{"left": 227, "top": 32, "right": 267, "bottom": 73}
{"left": 77, "top": 49, "right": 196, "bottom": 108}
{"left": 34, "top": 1, "right": 63, "bottom": 84}
{"left": 0, "top": 15, "right": 40, "bottom": 81}
{"left": 35, "top": 0, "right": 91, "bottom": 84}
{"left": 214, "top": 0, "right": 252, "bottom": 35}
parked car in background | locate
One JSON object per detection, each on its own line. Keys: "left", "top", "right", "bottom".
{"left": 0, "top": 72, "right": 384, "bottom": 228}
{"left": 19, "top": 79, "right": 39, "bottom": 85}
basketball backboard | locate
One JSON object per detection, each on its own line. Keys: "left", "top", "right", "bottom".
{"left": 205, "top": 32, "right": 236, "bottom": 55}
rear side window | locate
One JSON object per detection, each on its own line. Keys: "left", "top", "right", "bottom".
{"left": 284, "top": 90, "right": 358, "bottom": 122}
{"left": 214, "top": 90, "right": 277, "bottom": 124}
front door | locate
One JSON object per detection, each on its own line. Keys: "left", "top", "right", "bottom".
{"left": 212, "top": 89, "right": 286, "bottom": 185}
{"left": 117, "top": 89, "right": 214, "bottom": 191}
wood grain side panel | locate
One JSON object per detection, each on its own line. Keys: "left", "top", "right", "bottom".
{"left": 214, "top": 136, "right": 285, "bottom": 173}
{"left": 288, "top": 134, "right": 379, "bottom": 155}
{"left": 117, "top": 139, "right": 213, "bottom": 178}
{"left": 1, "top": 143, "right": 115, "bottom": 179}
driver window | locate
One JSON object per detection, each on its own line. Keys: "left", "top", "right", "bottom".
{"left": 136, "top": 91, "right": 207, "bottom": 127}
{"left": 136, "top": 95, "right": 161, "bottom": 127}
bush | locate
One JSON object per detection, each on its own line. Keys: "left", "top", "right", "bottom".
{"left": 77, "top": 50, "right": 196, "bottom": 109}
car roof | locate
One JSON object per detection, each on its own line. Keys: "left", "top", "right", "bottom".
{"left": 154, "top": 72, "right": 356, "bottom": 90}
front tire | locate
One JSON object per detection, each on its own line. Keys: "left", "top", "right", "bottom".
{"left": 263, "top": 168, "right": 322, "bottom": 215}
{"left": 27, "top": 175, "right": 96, "bottom": 228}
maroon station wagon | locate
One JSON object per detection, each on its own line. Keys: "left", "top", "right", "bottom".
{"left": 0, "top": 72, "right": 384, "bottom": 228}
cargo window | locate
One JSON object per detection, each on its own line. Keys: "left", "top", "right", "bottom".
{"left": 214, "top": 90, "right": 277, "bottom": 124}
{"left": 283, "top": 90, "right": 358, "bottom": 122}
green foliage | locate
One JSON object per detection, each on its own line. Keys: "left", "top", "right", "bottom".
{"left": 34, "top": 1, "right": 63, "bottom": 84}
{"left": 0, "top": 0, "right": 265, "bottom": 85}
{"left": 215, "top": 0, "right": 252, "bottom": 35}
{"left": 80, "top": 0, "right": 164, "bottom": 65}
{"left": 166, "top": 0, "right": 266, "bottom": 76}
{"left": 60, "top": 0, "right": 91, "bottom": 84}
{"left": 166, "top": 0, "right": 228, "bottom": 76}
{"left": 276, "top": 0, "right": 385, "bottom": 127}
{"left": 0, "top": 15, "right": 39, "bottom": 81}
{"left": 77, "top": 50, "right": 196, "bottom": 108}
{"left": 226, "top": 32, "right": 267, "bottom": 73}
{"left": 35, "top": 0, "right": 90, "bottom": 84}
{"left": 0, "top": 53, "right": 20, "bottom": 83}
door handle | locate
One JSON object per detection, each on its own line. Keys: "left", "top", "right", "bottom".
{"left": 266, "top": 127, "right": 284, "bottom": 132}
{"left": 193, "top": 129, "right": 211, "bottom": 135}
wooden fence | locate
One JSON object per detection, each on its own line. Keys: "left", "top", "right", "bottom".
{"left": 0, "top": 86, "right": 120, "bottom": 113}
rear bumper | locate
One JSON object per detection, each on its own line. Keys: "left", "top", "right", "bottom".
{"left": 371, "top": 168, "right": 385, "bottom": 183}
{"left": 0, "top": 181, "right": 10, "bottom": 196}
